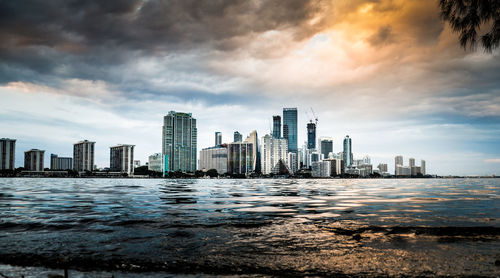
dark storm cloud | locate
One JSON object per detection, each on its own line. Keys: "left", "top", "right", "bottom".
{"left": 0, "top": 0, "right": 327, "bottom": 86}
{"left": 368, "top": 25, "right": 394, "bottom": 46}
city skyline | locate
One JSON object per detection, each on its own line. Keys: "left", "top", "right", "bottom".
{"left": 1, "top": 1, "right": 499, "bottom": 175}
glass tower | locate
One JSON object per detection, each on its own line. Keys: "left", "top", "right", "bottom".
{"left": 307, "top": 122, "right": 316, "bottom": 150}
{"left": 343, "top": 135, "right": 352, "bottom": 168}
{"left": 272, "top": 115, "right": 281, "bottom": 138}
{"left": 282, "top": 108, "right": 297, "bottom": 153}
{"left": 162, "top": 111, "right": 197, "bottom": 173}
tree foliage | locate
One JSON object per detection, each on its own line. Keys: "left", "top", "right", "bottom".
{"left": 439, "top": 0, "right": 499, "bottom": 51}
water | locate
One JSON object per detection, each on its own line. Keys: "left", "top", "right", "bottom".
{"left": 0, "top": 178, "right": 499, "bottom": 277}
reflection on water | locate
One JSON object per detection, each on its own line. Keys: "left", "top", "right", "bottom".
{"left": 0, "top": 178, "right": 499, "bottom": 276}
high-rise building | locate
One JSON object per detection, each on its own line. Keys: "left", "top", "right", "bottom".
{"left": 233, "top": 131, "right": 243, "bottom": 142}
{"left": 215, "top": 132, "right": 222, "bottom": 146}
{"left": 395, "top": 155, "right": 403, "bottom": 175}
{"left": 395, "top": 165, "right": 411, "bottom": 176}
{"left": 24, "top": 149, "right": 44, "bottom": 171}
{"left": 50, "top": 154, "right": 72, "bottom": 170}
{"left": 272, "top": 115, "right": 281, "bottom": 138}
{"left": 421, "top": 160, "right": 426, "bottom": 175}
{"left": 343, "top": 135, "right": 353, "bottom": 169}
{"left": 110, "top": 144, "right": 135, "bottom": 175}
{"left": 199, "top": 145, "right": 227, "bottom": 174}
{"left": 162, "top": 111, "right": 197, "bottom": 173}
{"left": 260, "top": 134, "right": 288, "bottom": 174}
{"left": 148, "top": 153, "right": 163, "bottom": 172}
{"left": 377, "top": 163, "right": 388, "bottom": 173}
{"left": 0, "top": 138, "right": 16, "bottom": 170}
{"left": 307, "top": 122, "right": 316, "bottom": 150}
{"left": 395, "top": 155, "right": 403, "bottom": 166}
{"left": 320, "top": 138, "right": 333, "bottom": 158}
{"left": 73, "top": 140, "right": 95, "bottom": 172}
{"left": 409, "top": 158, "right": 415, "bottom": 167}
{"left": 244, "top": 130, "right": 260, "bottom": 173}
{"left": 283, "top": 108, "right": 297, "bottom": 153}
{"left": 287, "top": 152, "right": 297, "bottom": 174}
{"left": 411, "top": 166, "right": 422, "bottom": 176}
{"left": 227, "top": 142, "right": 254, "bottom": 174}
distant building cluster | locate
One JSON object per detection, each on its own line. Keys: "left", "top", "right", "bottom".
{"left": 2, "top": 107, "right": 429, "bottom": 178}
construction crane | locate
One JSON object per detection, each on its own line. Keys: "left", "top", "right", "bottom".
{"left": 310, "top": 107, "right": 318, "bottom": 125}
{"left": 305, "top": 110, "right": 313, "bottom": 123}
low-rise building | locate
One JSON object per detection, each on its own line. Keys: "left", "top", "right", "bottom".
{"left": 148, "top": 153, "right": 163, "bottom": 173}
{"left": 199, "top": 145, "right": 228, "bottom": 175}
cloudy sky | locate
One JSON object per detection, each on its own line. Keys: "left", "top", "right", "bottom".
{"left": 1, "top": 0, "right": 499, "bottom": 175}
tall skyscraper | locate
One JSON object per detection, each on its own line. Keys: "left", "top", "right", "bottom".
{"left": 282, "top": 108, "right": 297, "bottom": 153}
{"left": 110, "top": 144, "right": 135, "bottom": 175}
{"left": 162, "top": 111, "right": 197, "bottom": 173}
{"left": 244, "top": 130, "right": 260, "bottom": 173}
{"left": 421, "top": 160, "right": 426, "bottom": 175}
{"left": 409, "top": 158, "right": 415, "bottom": 167}
{"left": 215, "top": 132, "right": 222, "bottom": 146}
{"left": 0, "top": 138, "right": 16, "bottom": 170}
{"left": 227, "top": 142, "right": 254, "bottom": 174}
{"left": 272, "top": 115, "right": 281, "bottom": 138}
{"left": 260, "top": 134, "right": 288, "bottom": 174}
{"left": 395, "top": 155, "right": 403, "bottom": 166}
{"left": 233, "top": 131, "right": 243, "bottom": 142}
{"left": 73, "top": 140, "right": 95, "bottom": 172}
{"left": 50, "top": 154, "right": 73, "bottom": 170}
{"left": 320, "top": 138, "right": 333, "bottom": 158}
{"left": 24, "top": 149, "right": 44, "bottom": 171}
{"left": 343, "top": 135, "right": 353, "bottom": 169}
{"left": 307, "top": 122, "right": 316, "bottom": 150}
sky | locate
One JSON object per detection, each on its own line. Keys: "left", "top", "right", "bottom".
{"left": 1, "top": 0, "right": 499, "bottom": 176}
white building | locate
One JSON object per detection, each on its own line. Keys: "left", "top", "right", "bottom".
{"left": 260, "top": 134, "right": 288, "bottom": 174}
{"left": 199, "top": 145, "right": 228, "bottom": 175}
{"left": 287, "top": 152, "right": 297, "bottom": 174}
{"left": 244, "top": 130, "right": 260, "bottom": 173}
{"left": 148, "top": 153, "right": 163, "bottom": 173}
{"left": 421, "top": 160, "right": 426, "bottom": 175}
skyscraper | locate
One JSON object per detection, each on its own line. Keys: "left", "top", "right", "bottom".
{"left": 0, "top": 138, "right": 16, "bottom": 170}
{"left": 110, "top": 144, "right": 135, "bottom": 175}
{"left": 233, "top": 131, "right": 243, "bottom": 142}
{"left": 227, "top": 142, "right": 254, "bottom": 174}
{"left": 306, "top": 122, "right": 316, "bottom": 149}
{"left": 215, "top": 132, "right": 222, "bottom": 146}
{"left": 282, "top": 108, "right": 297, "bottom": 153}
{"left": 272, "top": 115, "right": 281, "bottom": 138}
{"left": 162, "top": 111, "right": 197, "bottom": 173}
{"left": 395, "top": 155, "right": 403, "bottom": 166}
{"left": 421, "top": 160, "right": 426, "bottom": 175}
{"left": 244, "top": 130, "right": 260, "bottom": 173}
{"left": 73, "top": 140, "right": 95, "bottom": 172}
{"left": 343, "top": 135, "right": 353, "bottom": 169}
{"left": 409, "top": 158, "right": 415, "bottom": 167}
{"left": 24, "top": 149, "right": 44, "bottom": 171}
{"left": 320, "top": 138, "right": 333, "bottom": 158}
{"left": 260, "top": 134, "right": 288, "bottom": 174}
